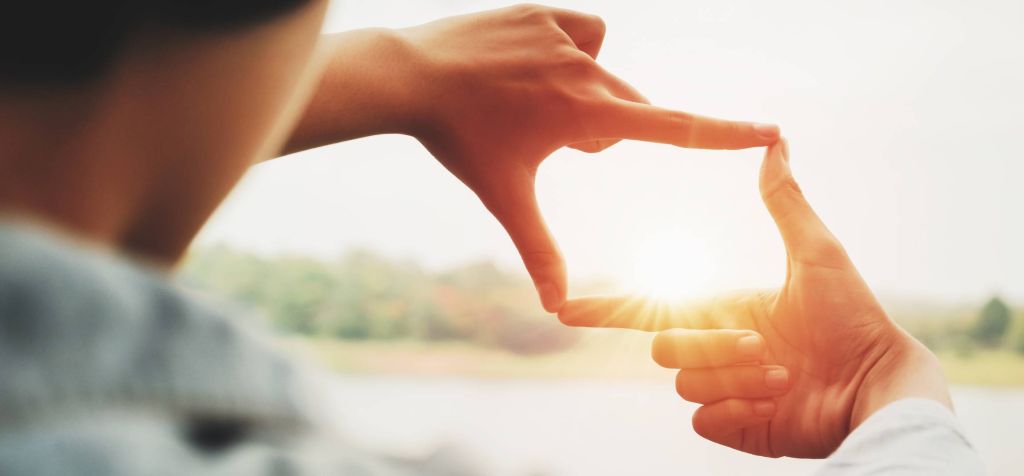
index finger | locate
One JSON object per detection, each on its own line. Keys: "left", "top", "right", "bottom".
{"left": 592, "top": 100, "right": 780, "bottom": 150}
{"left": 557, "top": 296, "right": 716, "bottom": 330}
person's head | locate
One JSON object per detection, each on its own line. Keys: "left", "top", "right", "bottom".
{"left": 0, "top": 1, "right": 330, "bottom": 262}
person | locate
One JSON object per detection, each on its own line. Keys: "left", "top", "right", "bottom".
{"left": 558, "top": 140, "right": 987, "bottom": 474}
{"left": 0, "top": 2, "right": 779, "bottom": 475}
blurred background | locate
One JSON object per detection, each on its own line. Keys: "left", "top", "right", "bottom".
{"left": 187, "top": 0, "right": 1023, "bottom": 474}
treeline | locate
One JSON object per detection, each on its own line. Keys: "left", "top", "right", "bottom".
{"left": 182, "top": 246, "right": 584, "bottom": 354}
{"left": 183, "top": 246, "right": 1022, "bottom": 359}
{"left": 894, "top": 296, "right": 1024, "bottom": 357}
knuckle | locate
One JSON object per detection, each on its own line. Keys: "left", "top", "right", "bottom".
{"left": 674, "top": 371, "right": 701, "bottom": 402}
{"left": 760, "top": 174, "right": 803, "bottom": 203}
{"left": 555, "top": 50, "right": 598, "bottom": 76}
{"left": 664, "top": 110, "right": 696, "bottom": 145}
{"left": 725, "top": 399, "right": 750, "bottom": 418}
{"left": 542, "top": 87, "right": 600, "bottom": 138}
{"left": 520, "top": 249, "right": 563, "bottom": 271}
{"left": 723, "top": 122, "right": 747, "bottom": 147}
{"left": 667, "top": 110, "right": 695, "bottom": 129}
{"left": 513, "top": 3, "right": 548, "bottom": 21}
{"left": 800, "top": 237, "right": 849, "bottom": 266}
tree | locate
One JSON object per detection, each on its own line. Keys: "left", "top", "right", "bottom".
{"left": 1013, "top": 317, "right": 1024, "bottom": 355}
{"left": 182, "top": 246, "right": 581, "bottom": 353}
{"left": 969, "top": 297, "right": 1011, "bottom": 347}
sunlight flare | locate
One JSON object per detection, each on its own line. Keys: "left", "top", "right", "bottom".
{"left": 620, "top": 229, "right": 719, "bottom": 302}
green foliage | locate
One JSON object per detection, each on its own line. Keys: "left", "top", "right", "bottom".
{"left": 969, "top": 297, "right": 1012, "bottom": 347}
{"left": 182, "top": 246, "right": 578, "bottom": 354}
{"left": 879, "top": 296, "right": 1023, "bottom": 356}
{"left": 184, "top": 247, "right": 1022, "bottom": 359}
{"left": 1013, "top": 317, "right": 1024, "bottom": 355}
{"left": 950, "top": 333, "right": 977, "bottom": 359}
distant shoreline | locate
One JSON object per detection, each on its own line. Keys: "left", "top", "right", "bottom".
{"left": 283, "top": 335, "right": 1024, "bottom": 387}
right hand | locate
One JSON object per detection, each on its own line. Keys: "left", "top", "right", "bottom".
{"left": 558, "top": 139, "right": 950, "bottom": 458}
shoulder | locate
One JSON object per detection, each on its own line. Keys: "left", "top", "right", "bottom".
{"left": 0, "top": 222, "right": 473, "bottom": 476}
{"left": 0, "top": 221, "right": 306, "bottom": 431}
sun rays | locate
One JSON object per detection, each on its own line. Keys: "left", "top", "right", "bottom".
{"left": 619, "top": 228, "right": 720, "bottom": 303}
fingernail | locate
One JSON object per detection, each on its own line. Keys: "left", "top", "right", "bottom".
{"left": 537, "top": 282, "right": 562, "bottom": 312}
{"left": 780, "top": 137, "right": 790, "bottom": 161}
{"left": 753, "top": 400, "right": 776, "bottom": 418}
{"left": 736, "top": 335, "right": 763, "bottom": 359}
{"left": 764, "top": 368, "right": 790, "bottom": 390}
{"left": 753, "top": 123, "right": 780, "bottom": 140}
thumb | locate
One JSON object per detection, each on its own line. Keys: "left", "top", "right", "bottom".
{"left": 480, "top": 173, "right": 566, "bottom": 313}
{"left": 759, "top": 139, "right": 847, "bottom": 266}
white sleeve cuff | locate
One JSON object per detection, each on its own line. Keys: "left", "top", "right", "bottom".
{"left": 815, "top": 398, "right": 986, "bottom": 476}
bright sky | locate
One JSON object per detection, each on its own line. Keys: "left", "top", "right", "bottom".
{"left": 196, "top": 0, "right": 1024, "bottom": 303}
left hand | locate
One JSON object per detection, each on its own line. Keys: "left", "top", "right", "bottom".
{"left": 397, "top": 4, "right": 779, "bottom": 312}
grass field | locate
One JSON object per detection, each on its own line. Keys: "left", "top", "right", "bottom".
{"left": 283, "top": 333, "right": 1024, "bottom": 387}
{"left": 936, "top": 349, "right": 1024, "bottom": 386}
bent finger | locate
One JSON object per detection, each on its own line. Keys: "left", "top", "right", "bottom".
{"left": 550, "top": 8, "right": 606, "bottom": 58}
{"left": 567, "top": 71, "right": 646, "bottom": 153}
{"left": 676, "top": 366, "right": 790, "bottom": 404}
{"left": 692, "top": 399, "right": 775, "bottom": 452}
{"left": 652, "top": 329, "right": 766, "bottom": 368}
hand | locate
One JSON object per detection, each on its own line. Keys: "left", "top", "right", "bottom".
{"left": 395, "top": 4, "right": 779, "bottom": 312}
{"left": 558, "top": 140, "right": 950, "bottom": 458}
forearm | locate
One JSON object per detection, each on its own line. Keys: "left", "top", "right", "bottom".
{"left": 850, "top": 328, "right": 952, "bottom": 430}
{"left": 279, "top": 28, "right": 421, "bottom": 156}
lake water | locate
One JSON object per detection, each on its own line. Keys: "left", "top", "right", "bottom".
{"left": 322, "top": 375, "right": 1023, "bottom": 475}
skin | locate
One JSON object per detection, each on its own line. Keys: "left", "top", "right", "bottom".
{"left": 558, "top": 140, "right": 951, "bottom": 458}
{"left": 0, "top": 3, "right": 778, "bottom": 310}
{"left": 0, "top": 0, "right": 953, "bottom": 460}
{"left": 0, "top": 0, "right": 331, "bottom": 263}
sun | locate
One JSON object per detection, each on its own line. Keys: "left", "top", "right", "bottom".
{"left": 620, "top": 229, "right": 719, "bottom": 302}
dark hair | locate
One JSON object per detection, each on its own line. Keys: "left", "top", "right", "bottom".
{"left": 1, "top": 1, "right": 311, "bottom": 87}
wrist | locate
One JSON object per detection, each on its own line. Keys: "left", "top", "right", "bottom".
{"left": 389, "top": 25, "right": 452, "bottom": 139}
{"left": 283, "top": 28, "right": 421, "bottom": 154}
{"left": 351, "top": 27, "right": 423, "bottom": 136}
{"left": 850, "top": 327, "right": 951, "bottom": 430}
{"left": 327, "top": 27, "right": 422, "bottom": 136}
